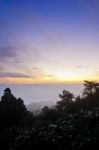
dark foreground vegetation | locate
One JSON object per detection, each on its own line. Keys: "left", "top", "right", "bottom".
{"left": 1, "top": 81, "right": 99, "bottom": 150}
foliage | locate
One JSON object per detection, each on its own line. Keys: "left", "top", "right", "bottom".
{"left": 56, "top": 90, "right": 74, "bottom": 113}
{"left": 1, "top": 81, "right": 99, "bottom": 149}
{"left": 0, "top": 88, "right": 33, "bottom": 128}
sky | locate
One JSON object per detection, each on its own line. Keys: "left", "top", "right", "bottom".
{"left": 0, "top": 0, "right": 99, "bottom": 84}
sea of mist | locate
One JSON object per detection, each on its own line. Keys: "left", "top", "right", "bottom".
{"left": 0, "top": 84, "right": 84, "bottom": 105}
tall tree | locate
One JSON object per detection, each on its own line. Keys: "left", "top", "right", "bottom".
{"left": 0, "top": 88, "right": 33, "bottom": 127}
{"left": 83, "top": 80, "right": 99, "bottom": 97}
{"left": 82, "top": 81, "right": 99, "bottom": 111}
{"left": 56, "top": 90, "right": 74, "bottom": 113}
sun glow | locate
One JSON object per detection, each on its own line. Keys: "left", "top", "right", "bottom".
{"left": 0, "top": 69, "right": 99, "bottom": 84}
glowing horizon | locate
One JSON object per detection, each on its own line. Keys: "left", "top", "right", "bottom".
{"left": 0, "top": 0, "right": 98, "bottom": 84}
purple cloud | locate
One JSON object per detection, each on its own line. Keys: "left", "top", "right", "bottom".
{"left": 0, "top": 65, "right": 5, "bottom": 71}
{"left": 0, "top": 46, "right": 17, "bottom": 58}
{"left": 32, "top": 67, "right": 41, "bottom": 70}
{"left": 0, "top": 72, "right": 31, "bottom": 78}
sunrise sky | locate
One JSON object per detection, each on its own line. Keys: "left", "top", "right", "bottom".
{"left": 0, "top": 0, "right": 98, "bottom": 84}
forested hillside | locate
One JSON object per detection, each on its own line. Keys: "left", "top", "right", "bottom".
{"left": 0, "top": 81, "right": 99, "bottom": 150}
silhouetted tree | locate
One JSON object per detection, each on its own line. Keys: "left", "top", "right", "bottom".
{"left": 1, "top": 81, "right": 99, "bottom": 150}
{"left": 42, "top": 106, "right": 49, "bottom": 114}
{"left": 41, "top": 106, "right": 58, "bottom": 123}
{"left": 56, "top": 90, "right": 74, "bottom": 113}
{"left": 82, "top": 81, "right": 99, "bottom": 114}
{"left": 0, "top": 88, "right": 33, "bottom": 128}
{"left": 73, "top": 96, "right": 83, "bottom": 113}
{"left": 83, "top": 80, "right": 99, "bottom": 97}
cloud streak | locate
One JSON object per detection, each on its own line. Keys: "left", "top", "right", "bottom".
{"left": 41, "top": 74, "right": 54, "bottom": 78}
{"left": 0, "top": 46, "right": 17, "bottom": 58}
{"left": 73, "top": 65, "right": 84, "bottom": 68}
{"left": 0, "top": 72, "right": 31, "bottom": 78}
